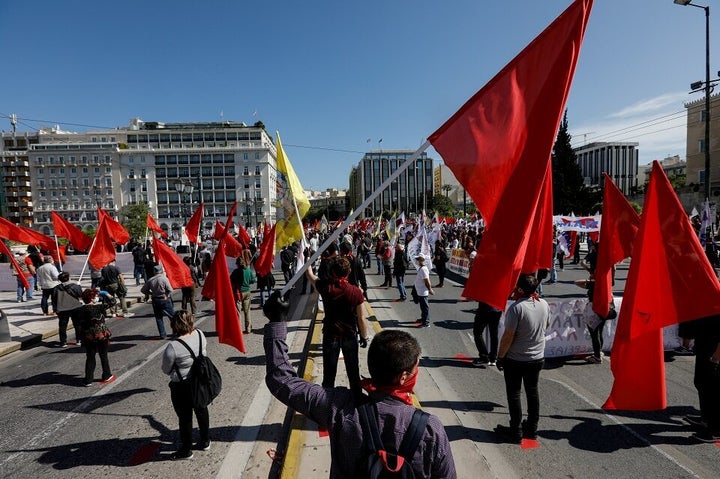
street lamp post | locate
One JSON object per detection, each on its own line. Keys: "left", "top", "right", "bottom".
{"left": 675, "top": 0, "right": 712, "bottom": 200}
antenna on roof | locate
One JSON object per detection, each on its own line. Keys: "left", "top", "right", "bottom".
{"left": 10, "top": 113, "right": 17, "bottom": 136}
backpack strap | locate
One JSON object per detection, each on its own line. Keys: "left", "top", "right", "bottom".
{"left": 172, "top": 331, "right": 200, "bottom": 378}
{"left": 397, "top": 409, "right": 430, "bottom": 460}
{"left": 357, "top": 402, "right": 384, "bottom": 454}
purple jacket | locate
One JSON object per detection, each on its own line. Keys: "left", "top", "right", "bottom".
{"left": 264, "top": 322, "right": 456, "bottom": 479}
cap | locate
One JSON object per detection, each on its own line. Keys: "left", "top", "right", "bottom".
{"left": 415, "top": 254, "right": 426, "bottom": 260}
{"left": 154, "top": 265, "right": 164, "bottom": 273}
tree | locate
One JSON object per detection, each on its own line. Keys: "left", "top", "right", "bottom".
{"left": 551, "top": 111, "right": 586, "bottom": 214}
{"left": 119, "top": 202, "right": 150, "bottom": 241}
{"left": 430, "top": 194, "right": 456, "bottom": 217}
{"left": 442, "top": 184, "right": 453, "bottom": 197}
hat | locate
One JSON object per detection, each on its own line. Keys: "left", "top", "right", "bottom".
{"left": 154, "top": 265, "right": 164, "bottom": 274}
{"left": 415, "top": 254, "right": 426, "bottom": 261}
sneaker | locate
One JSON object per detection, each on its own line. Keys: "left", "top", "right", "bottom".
{"left": 58, "top": 343, "right": 68, "bottom": 348}
{"left": 674, "top": 346, "right": 694, "bottom": 356}
{"left": 83, "top": 381, "right": 93, "bottom": 387}
{"left": 684, "top": 415, "right": 707, "bottom": 428}
{"left": 195, "top": 441, "right": 211, "bottom": 451}
{"left": 521, "top": 420, "right": 538, "bottom": 440}
{"left": 494, "top": 424, "right": 522, "bottom": 444}
{"left": 100, "top": 375, "right": 116, "bottom": 385}
{"left": 488, "top": 360, "right": 497, "bottom": 367}
{"left": 472, "top": 358, "right": 488, "bottom": 367}
{"left": 118, "top": 312, "right": 134, "bottom": 318}
{"left": 422, "top": 322, "right": 430, "bottom": 328}
{"left": 584, "top": 355, "right": 602, "bottom": 364}
{"left": 692, "top": 429, "right": 720, "bottom": 443}
{"left": 170, "top": 450, "right": 194, "bottom": 460}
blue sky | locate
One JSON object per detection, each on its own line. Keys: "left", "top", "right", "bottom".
{"left": 0, "top": 0, "right": 711, "bottom": 189}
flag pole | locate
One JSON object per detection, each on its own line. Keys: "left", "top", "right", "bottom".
{"left": 279, "top": 140, "right": 431, "bottom": 296}
{"left": 53, "top": 234, "right": 63, "bottom": 272}
{"left": 78, "top": 218, "right": 103, "bottom": 284}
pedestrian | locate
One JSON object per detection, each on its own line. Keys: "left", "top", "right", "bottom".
{"left": 161, "top": 310, "right": 211, "bottom": 460}
{"left": 89, "top": 265, "right": 102, "bottom": 289}
{"left": 132, "top": 242, "right": 147, "bottom": 286}
{"left": 393, "top": 243, "right": 409, "bottom": 301}
{"left": 99, "top": 259, "right": 133, "bottom": 318}
{"left": 280, "top": 245, "right": 295, "bottom": 284}
{"left": 141, "top": 265, "right": 175, "bottom": 339}
{"left": 11, "top": 252, "right": 35, "bottom": 301}
{"left": 494, "top": 274, "right": 550, "bottom": 443}
{"left": 432, "top": 240, "right": 448, "bottom": 287}
{"left": 27, "top": 245, "right": 43, "bottom": 292}
{"left": 230, "top": 256, "right": 256, "bottom": 334}
{"left": 256, "top": 271, "right": 275, "bottom": 307}
{"left": 381, "top": 241, "right": 393, "bottom": 288}
{"left": 181, "top": 256, "right": 201, "bottom": 315}
{"left": 52, "top": 271, "right": 83, "bottom": 347}
{"left": 472, "top": 302, "right": 502, "bottom": 367}
{"left": 413, "top": 255, "right": 434, "bottom": 328}
{"left": 305, "top": 256, "right": 368, "bottom": 397}
{"left": 374, "top": 237, "right": 386, "bottom": 276}
{"left": 77, "top": 288, "right": 116, "bottom": 386}
{"left": 339, "top": 240, "right": 368, "bottom": 301}
{"left": 36, "top": 256, "right": 60, "bottom": 316}
{"left": 263, "top": 292, "right": 456, "bottom": 478}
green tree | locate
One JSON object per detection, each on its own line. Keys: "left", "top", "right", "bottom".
{"left": 442, "top": 184, "right": 453, "bottom": 197}
{"left": 552, "top": 111, "right": 586, "bottom": 214}
{"left": 119, "top": 202, "right": 150, "bottom": 241}
{"left": 430, "top": 194, "right": 456, "bottom": 217}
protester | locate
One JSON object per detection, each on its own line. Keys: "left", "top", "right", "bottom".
{"left": 230, "top": 256, "right": 256, "bottom": 334}
{"left": 77, "top": 288, "right": 116, "bottom": 386}
{"left": 262, "top": 291, "right": 456, "bottom": 478}
{"left": 100, "top": 259, "right": 133, "bottom": 318}
{"left": 11, "top": 251, "right": 35, "bottom": 302}
{"left": 381, "top": 240, "right": 393, "bottom": 288}
{"left": 181, "top": 256, "right": 201, "bottom": 315}
{"left": 472, "top": 302, "right": 502, "bottom": 367}
{"left": 494, "top": 274, "right": 550, "bottom": 443}
{"left": 374, "top": 236, "right": 386, "bottom": 276}
{"left": 132, "top": 242, "right": 147, "bottom": 286}
{"left": 142, "top": 265, "right": 175, "bottom": 339}
{"left": 392, "top": 243, "right": 409, "bottom": 301}
{"left": 256, "top": 271, "right": 275, "bottom": 308}
{"left": 52, "top": 271, "right": 83, "bottom": 347}
{"left": 339, "top": 240, "right": 368, "bottom": 301}
{"left": 432, "top": 240, "right": 448, "bottom": 288}
{"left": 161, "top": 310, "right": 211, "bottom": 460}
{"left": 413, "top": 255, "right": 434, "bottom": 328}
{"left": 27, "top": 245, "right": 43, "bottom": 292}
{"left": 305, "top": 256, "right": 368, "bottom": 397}
{"left": 36, "top": 256, "right": 60, "bottom": 316}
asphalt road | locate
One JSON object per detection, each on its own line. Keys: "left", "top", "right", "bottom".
{"left": 0, "top": 260, "right": 717, "bottom": 479}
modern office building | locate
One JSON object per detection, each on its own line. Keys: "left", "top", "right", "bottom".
{"left": 573, "top": 141, "right": 640, "bottom": 195}
{"left": 348, "top": 150, "right": 434, "bottom": 218}
{"left": 0, "top": 119, "right": 279, "bottom": 239}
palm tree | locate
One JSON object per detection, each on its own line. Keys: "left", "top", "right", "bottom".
{"left": 442, "top": 184, "right": 453, "bottom": 197}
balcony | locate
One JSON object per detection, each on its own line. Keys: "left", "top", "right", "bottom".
{"left": 10, "top": 181, "right": 31, "bottom": 188}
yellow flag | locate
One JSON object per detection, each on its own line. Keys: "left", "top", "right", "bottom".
{"left": 275, "top": 132, "right": 310, "bottom": 252}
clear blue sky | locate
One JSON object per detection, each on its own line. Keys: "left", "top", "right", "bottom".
{"left": 0, "top": 0, "right": 711, "bottom": 189}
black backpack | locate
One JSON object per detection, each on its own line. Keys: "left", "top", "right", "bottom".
{"left": 357, "top": 402, "right": 430, "bottom": 479}
{"left": 173, "top": 331, "right": 222, "bottom": 408}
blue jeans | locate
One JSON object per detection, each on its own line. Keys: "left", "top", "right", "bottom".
{"left": 395, "top": 274, "right": 407, "bottom": 299}
{"left": 375, "top": 257, "right": 383, "bottom": 275}
{"left": 152, "top": 298, "right": 175, "bottom": 338}
{"left": 41, "top": 288, "right": 55, "bottom": 314}
{"left": 418, "top": 295, "right": 430, "bottom": 324}
{"left": 17, "top": 276, "right": 35, "bottom": 301}
{"left": 134, "top": 264, "right": 146, "bottom": 285}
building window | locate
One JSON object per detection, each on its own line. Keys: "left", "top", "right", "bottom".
{"left": 243, "top": 166, "right": 249, "bottom": 175}
{"left": 699, "top": 139, "right": 707, "bottom": 153}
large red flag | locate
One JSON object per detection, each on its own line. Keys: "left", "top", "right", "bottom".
{"left": 255, "top": 223, "right": 277, "bottom": 277}
{"left": 207, "top": 236, "right": 245, "bottom": 353}
{"left": 51, "top": 212, "right": 93, "bottom": 252}
{"left": 152, "top": 238, "right": 193, "bottom": 288}
{"left": 146, "top": 214, "right": 168, "bottom": 239}
{"left": 88, "top": 218, "right": 117, "bottom": 270}
{"left": 521, "top": 162, "right": 554, "bottom": 274}
{"left": 211, "top": 220, "right": 243, "bottom": 258}
{"left": 427, "top": 0, "right": 592, "bottom": 309}
{"left": 603, "top": 162, "right": 720, "bottom": 410}
{"left": 97, "top": 207, "right": 130, "bottom": 245}
{"left": 0, "top": 217, "right": 44, "bottom": 247}
{"left": 213, "top": 221, "right": 225, "bottom": 241}
{"left": 185, "top": 202, "right": 204, "bottom": 244}
{"left": 592, "top": 174, "right": 640, "bottom": 319}
{"left": 237, "top": 224, "right": 251, "bottom": 248}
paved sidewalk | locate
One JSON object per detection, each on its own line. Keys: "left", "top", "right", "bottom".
{"left": 0, "top": 281, "right": 148, "bottom": 358}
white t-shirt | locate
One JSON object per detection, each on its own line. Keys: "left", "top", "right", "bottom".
{"left": 414, "top": 265, "right": 431, "bottom": 296}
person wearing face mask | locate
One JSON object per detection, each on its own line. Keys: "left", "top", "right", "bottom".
{"left": 262, "top": 291, "right": 456, "bottom": 479}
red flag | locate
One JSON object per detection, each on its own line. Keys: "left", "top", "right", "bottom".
{"left": 0, "top": 217, "right": 43, "bottom": 246}
{"left": 206, "top": 237, "right": 245, "bottom": 353}
{"left": 592, "top": 174, "right": 640, "bottom": 319}
{"left": 521, "top": 163, "right": 554, "bottom": 274}
{"left": 255, "top": 223, "right": 277, "bottom": 277}
{"left": 88, "top": 218, "right": 117, "bottom": 270}
{"left": 603, "top": 162, "right": 720, "bottom": 410}
{"left": 97, "top": 207, "right": 130, "bottom": 245}
{"left": 185, "top": 202, "right": 204, "bottom": 244}
{"left": 213, "top": 221, "right": 225, "bottom": 240}
{"left": 237, "top": 224, "right": 251, "bottom": 248}
{"left": 0, "top": 240, "right": 30, "bottom": 290}
{"left": 152, "top": 238, "right": 193, "bottom": 288}
{"left": 146, "top": 214, "right": 168, "bottom": 239}
{"left": 428, "top": 0, "right": 592, "bottom": 309}
{"left": 52, "top": 212, "right": 93, "bottom": 252}
{"left": 202, "top": 202, "right": 240, "bottom": 297}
